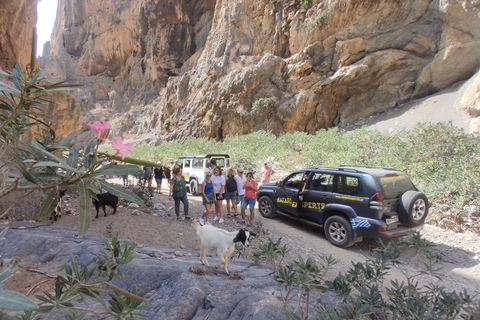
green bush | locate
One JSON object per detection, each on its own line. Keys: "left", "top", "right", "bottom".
{"left": 163, "top": 118, "right": 171, "bottom": 130}
{"left": 299, "top": 0, "right": 313, "bottom": 10}
{"left": 251, "top": 232, "right": 480, "bottom": 319}
{"left": 251, "top": 97, "right": 277, "bottom": 114}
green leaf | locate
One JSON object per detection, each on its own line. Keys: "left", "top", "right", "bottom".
{"left": 43, "top": 81, "right": 82, "bottom": 90}
{"left": 11, "top": 63, "right": 23, "bottom": 91}
{"left": 94, "top": 164, "right": 142, "bottom": 177}
{"left": 25, "top": 141, "right": 69, "bottom": 166}
{"left": 67, "top": 145, "right": 80, "bottom": 172}
{"left": 0, "top": 102, "right": 13, "bottom": 111}
{"left": 98, "top": 180, "right": 144, "bottom": 205}
{"left": 76, "top": 180, "right": 91, "bottom": 235}
{"left": 0, "top": 260, "right": 17, "bottom": 282}
{"left": 32, "top": 161, "right": 80, "bottom": 174}
{"left": 36, "top": 173, "right": 64, "bottom": 182}
{"left": 0, "top": 227, "right": 8, "bottom": 240}
{"left": 0, "top": 288, "right": 38, "bottom": 311}
{"left": 11, "top": 162, "right": 37, "bottom": 184}
{"left": 38, "top": 188, "right": 60, "bottom": 219}
{"left": 84, "top": 139, "right": 97, "bottom": 155}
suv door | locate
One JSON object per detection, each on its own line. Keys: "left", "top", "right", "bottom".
{"left": 300, "top": 172, "right": 334, "bottom": 222}
{"left": 182, "top": 159, "right": 192, "bottom": 181}
{"left": 276, "top": 172, "right": 306, "bottom": 216}
{"left": 210, "top": 157, "right": 229, "bottom": 174}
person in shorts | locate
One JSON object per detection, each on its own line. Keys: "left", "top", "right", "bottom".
{"left": 241, "top": 171, "right": 258, "bottom": 226}
{"left": 224, "top": 168, "right": 238, "bottom": 216}
{"left": 211, "top": 167, "right": 225, "bottom": 223}
{"left": 235, "top": 168, "right": 245, "bottom": 216}
{"left": 200, "top": 171, "right": 215, "bottom": 225}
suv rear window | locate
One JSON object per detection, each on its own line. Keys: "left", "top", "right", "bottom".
{"left": 378, "top": 175, "right": 416, "bottom": 199}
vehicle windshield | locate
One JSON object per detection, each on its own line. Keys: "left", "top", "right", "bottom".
{"left": 378, "top": 175, "right": 416, "bottom": 199}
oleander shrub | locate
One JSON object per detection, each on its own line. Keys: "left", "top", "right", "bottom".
{"left": 251, "top": 232, "right": 480, "bottom": 319}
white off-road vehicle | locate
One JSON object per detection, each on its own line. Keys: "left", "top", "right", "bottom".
{"left": 178, "top": 154, "right": 231, "bottom": 195}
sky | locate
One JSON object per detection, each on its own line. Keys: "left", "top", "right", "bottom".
{"left": 37, "top": 0, "right": 58, "bottom": 56}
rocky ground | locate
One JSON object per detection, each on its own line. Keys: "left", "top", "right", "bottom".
{"left": 4, "top": 176, "right": 476, "bottom": 301}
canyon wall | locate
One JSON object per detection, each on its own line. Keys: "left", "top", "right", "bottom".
{"left": 0, "top": 0, "right": 36, "bottom": 70}
{"left": 42, "top": 0, "right": 480, "bottom": 142}
{"left": 0, "top": 0, "right": 82, "bottom": 140}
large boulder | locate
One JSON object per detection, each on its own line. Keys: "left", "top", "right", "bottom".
{"left": 0, "top": 225, "right": 288, "bottom": 320}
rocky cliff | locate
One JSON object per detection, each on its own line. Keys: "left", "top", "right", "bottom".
{"left": 42, "top": 0, "right": 480, "bottom": 142}
{"left": 0, "top": 0, "right": 82, "bottom": 140}
{"left": 0, "top": 0, "right": 36, "bottom": 70}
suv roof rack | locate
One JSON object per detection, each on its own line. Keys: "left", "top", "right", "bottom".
{"left": 179, "top": 154, "right": 230, "bottom": 159}
{"left": 338, "top": 165, "right": 396, "bottom": 171}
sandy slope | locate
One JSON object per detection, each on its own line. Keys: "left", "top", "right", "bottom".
{"left": 347, "top": 76, "right": 476, "bottom": 133}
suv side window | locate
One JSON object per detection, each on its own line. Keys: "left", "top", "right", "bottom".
{"left": 309, "top": 173, "right": 333, "bottom": 191}
{"left": 283, "top": 172, "right": 306, "bottom": 189}
{"left": 184, "top": 159, "right": 191, "bottom": 168}
{"left": 212, "top": 158, "right": 225, "bottom": 167}
{"left": 192, "top": 159, "right": 203, "bottom": 169}
{"left": 335, "top": 175, "right": 361, "bottom": 195}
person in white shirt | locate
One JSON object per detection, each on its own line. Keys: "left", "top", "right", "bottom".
{"left": 235, "top": 168, "right": 246, "bottom": 218}
{"left": 211, "top": 167, "right": 225, "bottom": 223}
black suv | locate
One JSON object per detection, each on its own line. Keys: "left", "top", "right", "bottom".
{"left": 257, "top": 166, "right": 428, "bottom": 247}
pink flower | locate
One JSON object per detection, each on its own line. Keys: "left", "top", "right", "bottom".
{"left": 87, "top": 121, "right": 111, "bottom": 139}
{"left": 111, "top": 137, "right": 133, "bottom": 160}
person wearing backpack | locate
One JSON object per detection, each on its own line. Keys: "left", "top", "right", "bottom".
{"left": 225, "top": 168, "right": 238, "bottom": 217}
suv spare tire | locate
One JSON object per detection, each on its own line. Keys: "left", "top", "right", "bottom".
{"left": 258, "top": 196, "right": 277, "bottom": 218}
{"left": 398, "top": 191, "right": 428, "bottom": 227}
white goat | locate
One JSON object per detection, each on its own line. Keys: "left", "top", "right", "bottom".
{"left": 193, "top": 221, "right": 255, "bottom": 275}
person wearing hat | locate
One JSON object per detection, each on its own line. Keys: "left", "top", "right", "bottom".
{"left": 261, "top": 161, "right": 274, "bottom": 185}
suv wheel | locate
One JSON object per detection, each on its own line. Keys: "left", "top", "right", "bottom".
{"left": 324, "top": 216, "right": 354, "bottom": 248}
{"left": 258, "top": 196, "right": 277, "bottom": 218}
{"left": 190, "top": 180, "right": 198, "bottom": 195}
{"left": 399, "top": 191, "right": 428, "bottom": 227}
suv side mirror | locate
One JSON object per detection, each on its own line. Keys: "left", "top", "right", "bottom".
{"left": 276, "top": 181, "right": 282, "bottom": 187}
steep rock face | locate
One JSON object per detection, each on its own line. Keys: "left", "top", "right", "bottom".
{"left": 46, "top": 0, "right": 480, "bottom": 142}
{"left": 47, "top": 0, "right": 216, "bottom": 114}
{"left": 0, "top": 0, "right": 36, "bottom": 70}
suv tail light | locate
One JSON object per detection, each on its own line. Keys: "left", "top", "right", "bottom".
{"left": 369, "top": 192, "right": 383, "bottom": 210}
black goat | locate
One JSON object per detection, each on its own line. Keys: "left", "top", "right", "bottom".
{"left": 52, "top": 190, "right": 67, "bottom": 221}
{"left": 92, "top": 193, "right": 119, "bottom": 218}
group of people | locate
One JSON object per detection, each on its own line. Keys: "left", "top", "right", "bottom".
{"left": 198, "top": 167, "right": 258, "bottom": 226}
{"left": 138, "top": 158, "right": 275, "bottom": 225}
{"left": 166, "top": 160, "right": 275, "bottom": 226}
